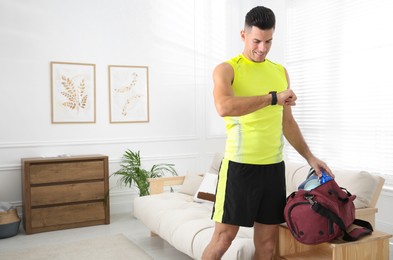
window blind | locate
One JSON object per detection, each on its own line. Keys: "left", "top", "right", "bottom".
{"left": 284, "top": 0, "right": 393, "bottom": 183}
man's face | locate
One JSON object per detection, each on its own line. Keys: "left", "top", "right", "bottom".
{"left": 241, "top": 26, "right": 274, "bottom": 63}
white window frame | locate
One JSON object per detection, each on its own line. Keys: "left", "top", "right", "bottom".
{"left": 284, "top": 0, "right": 393, "bottom": 191}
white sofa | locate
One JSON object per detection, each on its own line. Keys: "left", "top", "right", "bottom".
{"left": 133, "top": 154, "right": 385, "bottom": 259}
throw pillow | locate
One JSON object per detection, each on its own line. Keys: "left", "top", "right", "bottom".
{"left": 194, "top": 172, "right": 218, "bottom": 203}
{"left": 178, "top": 173, "right": 204, "bottom": 196}
{"left": 334, "top": 169, "right": 378, "bottom": 208}
{"left": 208, "top": 153, "right": 223, "bottom": 174}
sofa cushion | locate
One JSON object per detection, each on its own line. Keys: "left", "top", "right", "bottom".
{"left": 208, "top": 153, "right": 223, "bottom": 174}
{"left": 133, "top": 193, "right": 193, "bottom": 234}
{"left": 160, "top": 208, "right": 213, "bottom": 257}
{"left": 194, "top": 172, "right": 218, "bottom": 203}
{"left": 178, "top": 173, "right": 204, "bottom": 196}
{"left": 333, "top": 169, "right": 378, "bottom": 208}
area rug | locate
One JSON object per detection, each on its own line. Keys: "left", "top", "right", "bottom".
{"left": 0, "top": 233, "right": 153, "bottom": 260}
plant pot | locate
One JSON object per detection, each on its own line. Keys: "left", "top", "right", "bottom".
{"left": 0, "top": 208, "right": 21, "bottom": 238}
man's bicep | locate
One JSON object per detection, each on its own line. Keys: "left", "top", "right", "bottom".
{"left": 213, "top": 63, "right": 234, "bottom": 116}
{"left": 213, "top": 64, "right": 234, "bottom": 100}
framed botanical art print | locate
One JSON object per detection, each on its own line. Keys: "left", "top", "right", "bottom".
{"left": 50, "top": 62, "right": 96, "bottom": 123}
{"left": 108, "top": 65, "right": 150, "bottom": 123}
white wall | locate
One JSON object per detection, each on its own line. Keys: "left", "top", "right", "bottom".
{"left": 0, "top": 0, "right": 288, "bottom": 212}
{"left": 0, "top": 0, "right": 231, "bottom": 210}
{"left": 1, "top": 1, "right": 391, "bottom": 252}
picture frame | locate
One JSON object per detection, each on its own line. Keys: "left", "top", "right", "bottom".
{"left": 108, "top": 65, "right": 150, "bottom": 123}
{"left": 50, "top": 62, "right": 96, "bottom": 124}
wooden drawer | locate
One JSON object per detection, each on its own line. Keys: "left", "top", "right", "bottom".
{"left": 31, "top": 202, "right": 106, "bottom": 229}
{"left": 30, "top": 160, "right": 104, "bottom": 184}
{"left": 22, "top": 155, "right": 110, "bottom": 234}
{"left": 30, "top": 181, "right": 105, "bottom": 206}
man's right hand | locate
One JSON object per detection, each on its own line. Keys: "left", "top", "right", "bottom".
{"left": 278, "top": 89, "right": 297, "bottom": 106}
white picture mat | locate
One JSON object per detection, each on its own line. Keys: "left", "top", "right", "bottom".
{"left": 109, "top": 65, "right": 149, "bottom": 123}
{"left": 51, "top": 62, "right": 96, "bottom": 123}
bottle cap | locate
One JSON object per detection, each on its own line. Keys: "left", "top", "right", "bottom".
{"left": 319, "top": 171, "right": 333, "bottom": 184}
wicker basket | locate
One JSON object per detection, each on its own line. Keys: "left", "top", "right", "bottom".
{"left": 0, "top": 208, "right": 21, "bottom": 239}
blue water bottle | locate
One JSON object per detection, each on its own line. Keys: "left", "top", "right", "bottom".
{"left": 298, "top": 174, "right": 319, "bottom": 190}
{"left": 319, "top": 170, "right": 333, "bottom": 184}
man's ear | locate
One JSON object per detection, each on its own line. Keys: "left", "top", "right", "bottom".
{"left": 240, "top": 30, "right": 246, "bottom": 41}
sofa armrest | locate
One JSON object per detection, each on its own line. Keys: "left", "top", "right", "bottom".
{"left": 147, "top": 176, "right": 185, "bottom": 194}
{"left": 369, "top": 176, "right": 385, "bottom": 208}
{"left": 356, "top": 207, "right": 378, "bottom": 228}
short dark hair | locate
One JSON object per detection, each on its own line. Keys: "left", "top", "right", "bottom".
{"left": 245, "top": 6, "right": 275, "bottom": 30}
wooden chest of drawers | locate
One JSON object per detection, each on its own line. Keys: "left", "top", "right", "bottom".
{"left": 21, "top": 155, "right": 110, "bottom": 234}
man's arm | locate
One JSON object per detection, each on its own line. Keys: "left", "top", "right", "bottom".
{"left": 283, "top": 105, "right": 333, "bottom": 177}
{"left": 213, "top": 62, "right": 296, "bottom": 117}
{"left": 282, "top": 69, "right": 333, "bottom": 177}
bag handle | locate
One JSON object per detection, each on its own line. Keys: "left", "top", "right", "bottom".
{"left": 343, "top": 219, "right": 374, "bottom": 241}
{"left": 308, "top": 167, "right": 353, "bottom": 203}
{"left": 311, "top": 201, "right": 373, "bottom": 241}
{"left": 327, "top": 188, "right": 352, "bottom": 203}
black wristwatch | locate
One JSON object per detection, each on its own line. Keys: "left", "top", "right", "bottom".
{"left": 269, "top": 91, "right": 277, "bottom": 105}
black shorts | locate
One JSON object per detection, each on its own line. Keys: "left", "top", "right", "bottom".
{"left": 211, "top": 159, "right": 286, "bottom": 227}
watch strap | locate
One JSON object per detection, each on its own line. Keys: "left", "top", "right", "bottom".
{"left": 269, "top": 91, "right": 277, "bottom": 105}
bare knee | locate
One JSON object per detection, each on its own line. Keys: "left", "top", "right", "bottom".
{"left": 254, "top": 238, "right": 276, "bottom": 253}
{"left": 215, "top": 230, "right": 236, "bottom": 255}
{"left": 202, "top": 224, "right": 239, "bottom": 260}
{"left": 253, "top": 223, "right": 278, "bottom": 260}
{"left": 253, "top": 240, "right": 276, "bottom": 260}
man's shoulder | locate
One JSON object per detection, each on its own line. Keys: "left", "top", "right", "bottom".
{"left": 215, "top": 61, "right": 233, "bottom": 72}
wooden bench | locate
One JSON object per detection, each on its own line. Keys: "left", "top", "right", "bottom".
{"left": 277, "top": 227, "right": 391, "bottom": 260}
{"left": 277, "top": 176, "right": 392, "bottom": 259}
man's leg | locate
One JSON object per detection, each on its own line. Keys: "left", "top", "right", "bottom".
{"left": 253, "top": 222, "right": 279, "bottom": 260}
{"left": 202, "top": 222, "right": 239, "bottom": 260}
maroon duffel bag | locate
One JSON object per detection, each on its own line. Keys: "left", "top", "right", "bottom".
{"left": 284, "top": 172, "right": 373, "bottom": 245}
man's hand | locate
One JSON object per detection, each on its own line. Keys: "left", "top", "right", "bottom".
{"left": 278, "top": 89, "right": 297, "bottom": 106}
{"left": 307, "top": 156, "right": 335, "bottom": 178}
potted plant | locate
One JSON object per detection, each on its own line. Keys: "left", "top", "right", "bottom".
{"left": 112, "top": 149, "right": 178, "bottom": 196}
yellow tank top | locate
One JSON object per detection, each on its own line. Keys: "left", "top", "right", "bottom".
{"left": 224, "top": 54, "right": 288, "bottom": 164}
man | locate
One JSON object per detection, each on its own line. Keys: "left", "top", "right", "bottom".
{"left": 202, "top": 6, "right": 333, "bottom": 260}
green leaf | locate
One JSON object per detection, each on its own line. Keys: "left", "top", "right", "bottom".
{"left": 111, "top": 149, "right": 178, "bottom": 197}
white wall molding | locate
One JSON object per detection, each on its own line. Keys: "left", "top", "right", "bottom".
{"left": 382, "top": 185, "right": 393, "bottom": 197}
{"left": 0, "top": 165, "right": 19, "bottom": 172}
{"left": 110, "top": 152, "right": 199, "bottom": 163}
{"left": 1, "top": 152, "right": 200, "bottom": 171}
{"left": 109, "top": 189, "right": 137, "bottom": 215}
{"left": 377, "top": 218, "right": 393, "bottom": 230}
{"left": 206, "top": 133, "right": 226, "bottom": 139}
{"left": 0, "top": 135, "right": 199, "bottom": 149}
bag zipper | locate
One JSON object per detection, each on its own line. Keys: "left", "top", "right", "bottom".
{"left": 287, "top": 201, "right": 311, "bottom": 238}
